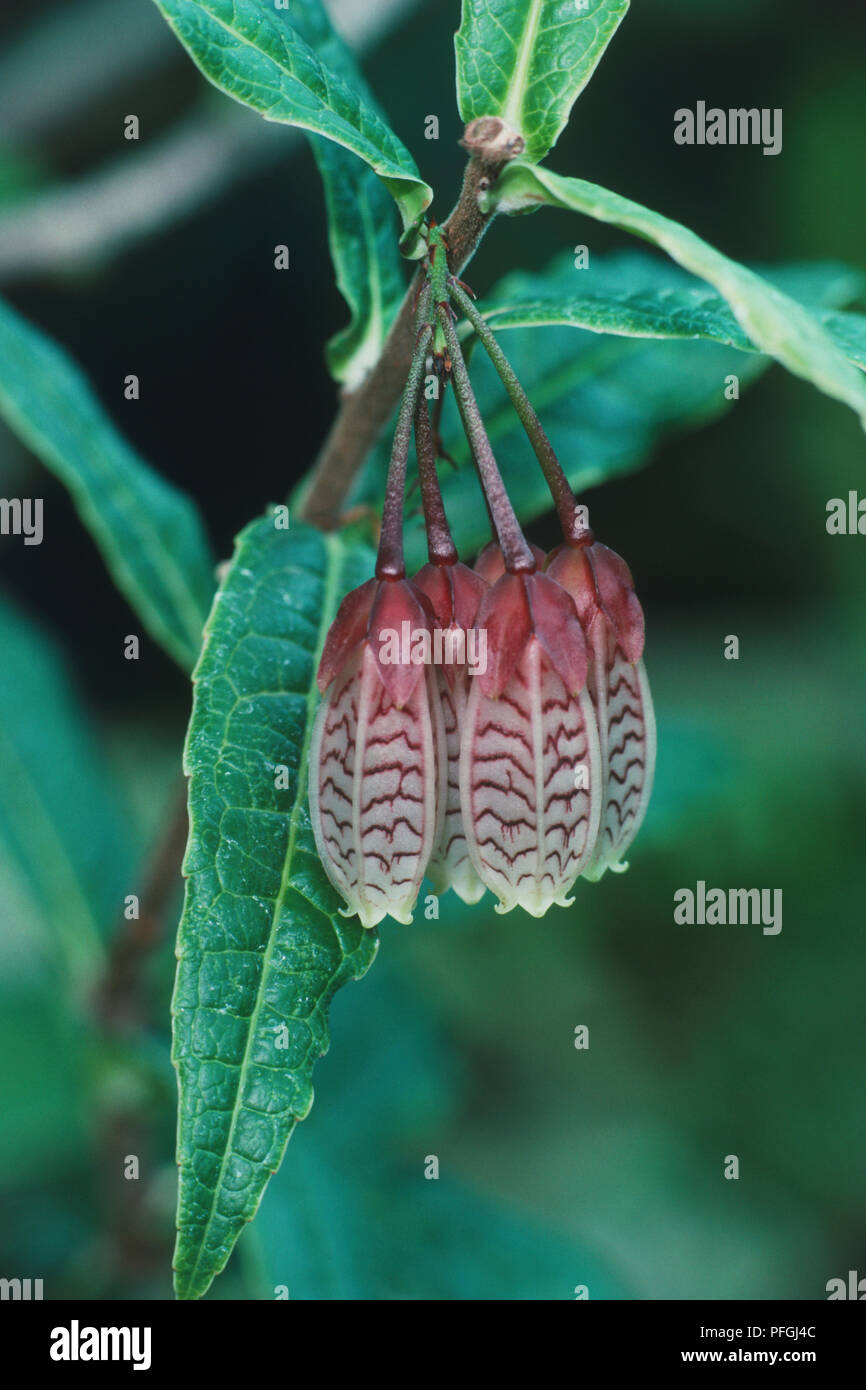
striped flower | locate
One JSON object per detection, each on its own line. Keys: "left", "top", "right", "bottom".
{"left": 459, "top": 568, "right": 602, "bottom": 916}
{"left": 547, "top": 540, "right": 656, "bottom": 880}
{"left": 413, "top": 558, "right": 488, "bottom": 904}
{"left": 309, "top": 575, "right": 445, "bottom": 928}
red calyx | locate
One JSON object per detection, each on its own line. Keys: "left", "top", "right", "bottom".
{"left": 413, "top": 560, "right": 487, "bottom": 632}
{"left": 473, "top": 539, "right": 547, "bottom": 584}
{"left": 547, "top": 541, "right": 645, "bottom": 663}
{"left": 316, "top": 575, "right": 436, "bottom": 707}
{"left": 413, "top": 559, "right": 488, "bottom": 690}
{"left": 474, "top": 570, "right": 588, "bottom": 699}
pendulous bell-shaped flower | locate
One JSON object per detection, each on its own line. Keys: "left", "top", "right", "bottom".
{"left": 411, "top": 389, "right": 489, "bottom": 905}
{"left": 309, "top": 309, "right": 445, "bottom": 929}
{"left": 433, "top": 297, "right": 606, "bottom": 917}
{"left": 459, "top": 566, "right": 602, "bottom": 916}
{"left": 308, "top": 239, "right": 657, "bottom": 933}
{"left": 448, "top": 274, "right": 656, "bottom": 887}
{"left": 309, "top": 573, "right": 445, "bottom": 928}
{"left": 547, "top": 536, "right": 656, "bottom": 880}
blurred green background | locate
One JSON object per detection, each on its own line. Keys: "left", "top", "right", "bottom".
{"left": 0, "top": 0, "right": 864, "bottom": 1299}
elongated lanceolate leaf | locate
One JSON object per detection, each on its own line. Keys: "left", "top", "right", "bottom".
{"left": 313, "top": 140, "right": 406, "bottom": 387}
{"left": 455, "top": 0, "right": 630, "bottom": 162}
{"left": 0, "top": 296, "right": 214, "bottom": 671}
{"left": 153, "top": 0, "right": 431, "bottom": 249}
{"left": 173, "top": 516, "right": 378, "bottom": 1299}
{"left": 483, "top": 164, "right": 866, "bottom": 431}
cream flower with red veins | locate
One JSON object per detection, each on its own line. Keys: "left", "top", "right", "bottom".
{"left": 413, "top": 558, "right": 488, "bottom": 904}
{"left": 459, "top": 569, "right": 602, "bottom": 916}
{"left": 547, "top": 539, "right": 656, "bottom": 880}
{"left": 309, "top": 574, "right": 445, "bottom": 928}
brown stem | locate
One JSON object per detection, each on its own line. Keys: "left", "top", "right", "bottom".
{"left": 297, "top": 154, "right": 506, "bottom": 530}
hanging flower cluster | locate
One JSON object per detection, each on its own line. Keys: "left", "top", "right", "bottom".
{"left": 309, "top": 235, "right": 655, "bottom": 927}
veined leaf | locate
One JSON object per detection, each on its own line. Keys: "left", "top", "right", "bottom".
{"left": 0, "top": 595, "right": 133, "bottom": 988}
{"left": 153, "top": 0, "right": 431, "bottom": 250}
{"left": 173, "top": 514, "right": 378, "bottom": 1300}
{"left": 0, "top": 296, "right": 214, "bottom": 672}
{"left": 455, "top": 0, "right": 630, "bottom": 162}
{"left": 283, "top": 0, "right": 405, "bottom": 386}
{"left": 472, "top": 249, "right": 866, "bottom": 368}
{"left": 483, "top": 164, "right": 866, "bottom": 431}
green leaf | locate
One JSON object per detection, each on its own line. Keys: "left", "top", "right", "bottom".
{"left": 315, "top": 141, "right": 406, "bottom": 386}
{"left": 484, "top": 164, "right": 866, "bottom": 431}
{"left": 272, "top": 1, "right": 406, "bottom": 382}
{"left": 172, "top": 514, "right": 379, "bottom": 1300}
{"left": 281, "top": 1, "right": 405, "bottom": 385}
{"left": 0, "top": 594, "right": 134, "bottom": 987}
{"left": 820, "top": 308, "right": 866, "bottom": 372}
{"left": 0, "top": 296, "right": 215, "bottom": 671}
{"left": 472, "top": 248, "right": 866, "bottom": 368}
{"left": 455, "top": 0, "right": 630, "bottom": 162}
{"left": 153, "top": 0, "right": 431, "bottom": 250}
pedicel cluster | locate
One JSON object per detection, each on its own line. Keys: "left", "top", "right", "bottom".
{"left": 309, "top": 231, "right": 655, "bottom": 927}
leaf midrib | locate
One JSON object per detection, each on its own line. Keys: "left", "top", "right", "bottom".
{"left": 482, "top": 296, "right": 754, "bottom": 350}
{"left": 167, "top": 0, "right": 399, "bottom": 171}
{"left": 178, "top": 531, "right": 345, "bottom": 1298}
{"left": 500, "top": 0, "right": 545, "bottom": 134}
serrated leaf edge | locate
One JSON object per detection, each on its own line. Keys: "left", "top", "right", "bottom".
{"left": 173, "top": 528, "right": 378, "bottom": 1298}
